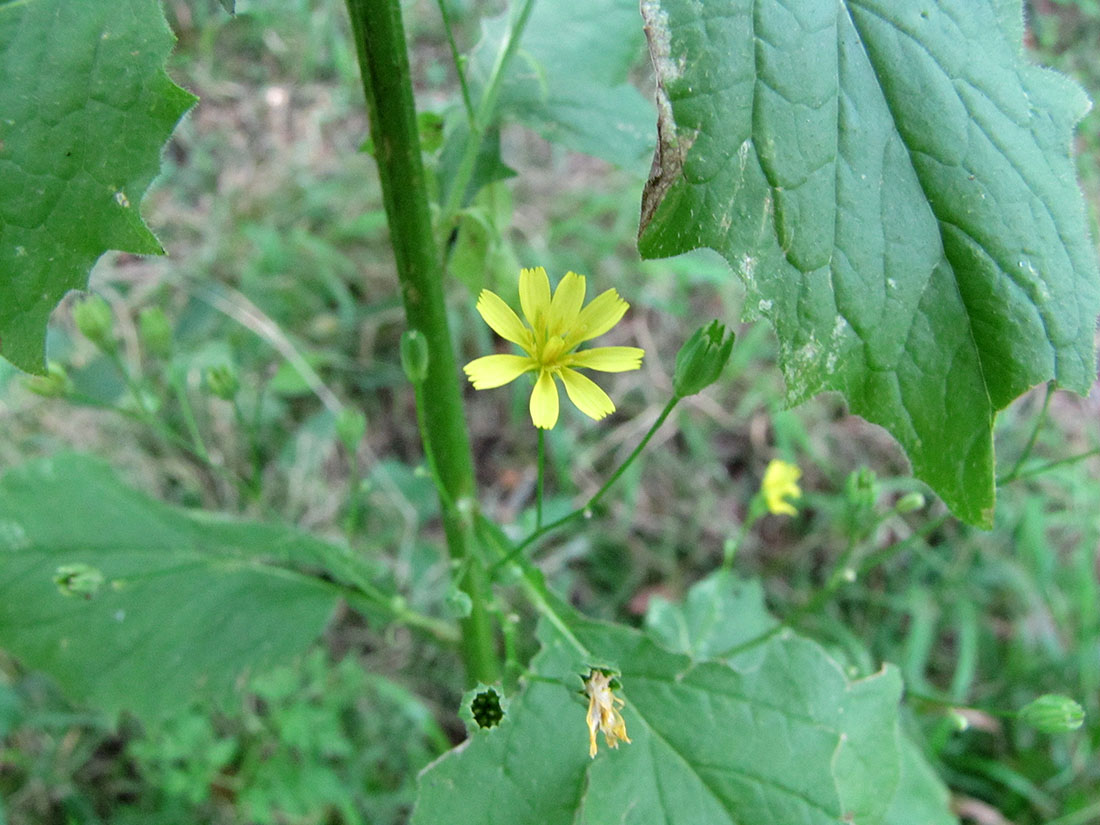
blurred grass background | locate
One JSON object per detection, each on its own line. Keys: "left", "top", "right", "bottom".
{"left": 1, "top": 0, "right": 1099, "bottom": 823}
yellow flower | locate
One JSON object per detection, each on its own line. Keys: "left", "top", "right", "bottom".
{"left": 464, "top": 267, "right": 644, "bottom": 429}
{"left": 762, "top": 459, "right": 802, "bottom": 516}
{"left": 584, "top": 669, "right": 631, "bottom": 758}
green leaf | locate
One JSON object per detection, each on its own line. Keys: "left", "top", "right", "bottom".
{"left": 413, "top": 610, "right": 904, "bottom": 824}
{"left": 885, "top": 735, "right": 959, "bottom": 825}
{"left": 437, "top": 119, "right": 516, "bottom": 212}
{"left": 647, "top": 572, "right": 960, "bottom": 823}
{"left": 468, "top": 0, "right": 654, "bottom": 168}
{"left": 637, "top": 0, "right": 1100, "bottom": 527}
{"left": 643, "top": 569, "right": 776, "bottom": 661}
{"left": 0, "top": 454, "right": 340, "bottom": 722}
{"left": 0, "top": 0, "right": 195, "bottom": 374}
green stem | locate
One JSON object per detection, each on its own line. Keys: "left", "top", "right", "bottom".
{"left": 536, "top": 428, "right": 545, "bottom": 529}
{"left": 999, "top": 447, "right": 1100, "bottom": 485}
{"left": 434, "top": 0, "right": 474, "bottom": 124}
{"left": 493, "top": 396, "right": 681, "bottom": 571}
{"left": 717, "top": 513, "right": 950, "bottom": 658}
{"left": 478, "top": 516, "right": 591, "bottom": 659}
{"left": 998, "top": 381, "right": 1054, "bottom": 486}
{"left": 232, "top": 396, "right": 263, "bottom": 499}
{"left": 345, "top": 0, "right": 499, "bottom": 685}
{"left": 439, "top": 0, "right": 536, "bottom": 227}
{"left": 719, "top": 504, "right": 760, "bottom": 573}
{"left": 169, "top": 370, "right": 211, "bottom": 464}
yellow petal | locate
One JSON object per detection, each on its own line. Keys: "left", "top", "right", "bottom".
{"left": 568, "top": 288, "right": 628, "bottom": 345}
{"left": 762, "top": 459, "right": 802, "bottom": 516}
{"left": 476, "top": 290, "right": 532, "bottom": 349}
{"left": 560, "top": 367, "right": 615, "bottom": 421}
{"left": 463, "top": 354, "right": 535, "bottom": 389}
{"left": 547, "top": 271, "right": 586, "bottom": 337}
{"left": 529, "top": 370, "right": 559, "bottom": 429}
{"left": 519, "top": 267, "right": 551, "bottom": 331}
{"left": 566, "top": 346, "right": 644, "bottom": 373}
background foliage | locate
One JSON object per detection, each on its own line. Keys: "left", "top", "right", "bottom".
{"left": 1, "top": 0, "right": 1098, "bottom": 823}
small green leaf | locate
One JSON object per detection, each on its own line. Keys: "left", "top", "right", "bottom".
{"left": 0, "top": 454, "right": 340, "bottom": 722}
{"left": 637, "top": 0, "right": 1100, "bottom": 527}
{"left": 643, "top": 570, "right": 776, "bottom": 661}
{"left": 0, "top": 0, "right": 195, "bottom": 374}
{"left": 437, "top": 120, "right": 515, "bottom": 212}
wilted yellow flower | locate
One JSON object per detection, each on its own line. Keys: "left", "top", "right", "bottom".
{"left": 762, "top": 459, "right": 802, "bottom": 516}
{"left": 584, "top": 669, "right": 631, "bottom": 758}
{"left": 464, "top": 267, "right": 644, "bottom": 429}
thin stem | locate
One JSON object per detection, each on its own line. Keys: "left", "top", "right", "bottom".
{"left": 169, "top": 370, "right": 211, "bottom": 464}
{"left": 536, "top": 428, "right": 545, "bottom": 530}
{"left": 493, "top": 396, "right": 681, "bottom": 572}
{"left": 717, "top": 513, "right": 950, "bottom": 659}
{"left": 439, "top": 0, "right": 536, "bottom": 227}
{"left": 477, "top": 516, "right": 591, "bottom": 659}
{"left": 232, "top": 396, "right": 263, "bottom": 499}
{"left": 345, "top": 0, "right": 499, "bottom": 685}
{"left": 434, "top": 0, "right": 474, "bottom": 124}
{"left": 1000, "top": 447, "right": 1100, "bottom": 484}
{"left": 998, "top": 382, "right": 1055, "bottom": 485}
{"left": 719, "top": 506, "right": 760, "bottom": 573}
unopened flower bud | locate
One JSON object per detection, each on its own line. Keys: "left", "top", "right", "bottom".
{"left": 1018, "top": 694, "right": 1085, "bottom": 734}
{"left": 138, "top": 306, "right": 173, "bottom": 359}
{"left": 672, "top": 321, "right": 734, "bottom": 397}
{"left": 400, "top": 329, "right": 430, "bottom": 384}
{"left": 846, "top": 467, "right": 878, "bottom": 510}
{"left": 204, "top": 364, "right": 239, "bottom": 401}
{"left": 24, "top": 362, "right": 72, "bottom": 398}
{"left": 73, "top": 295, "right": 115, "bottom": 350}
{"left": 896, "top": 492, "right": 926, "bottom": 513}
{"left": 54, "top": 563, "right": 105, "bottom": 599}
{"left": 336, "top": 409, "right": 367, "bottom": 452}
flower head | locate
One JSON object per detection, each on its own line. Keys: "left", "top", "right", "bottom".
{"left": 584, "top": 669, "right": 631, "bottom": 757}
{"left": 464, "top": 267, "right": 644, "bottom": 429}
{"left": 762, "top": 459, "right": 802, "bottom": 516}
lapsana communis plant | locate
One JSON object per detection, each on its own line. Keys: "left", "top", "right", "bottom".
{"left": 0, "top": 0, "right": 1096, "bottom": 821}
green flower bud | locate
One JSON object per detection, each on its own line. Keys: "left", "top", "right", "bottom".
{"left": 54, "top": 563, "right": 105, "bottom": 599}
{"left": 400, "top": 329, "right": 430, "bottom": 384}
{"left": 444, "top": 584, "right": 473, "bottom": 619}
{"left": 418, "top": 111, "right": 445, "bottom": 154}
{"left": 673, "top": 321, "right": 734, "bottom": 397}
{"left": 138, "top": 306, "right": 173, "bottom": 359}
{"left": 845, "top": 467, "right": 878, "bottom": 509}
{"left": 73, "top": 295, "right": 115, "bottom": 350}
{"left": 204, "top": 364, "right": 240, "bottom": 401}
{"left": 336, "top": 409, "right": 367, "bottom": 452}
{"left": 24, "top": 362, "right": 72, "bottom": 398}
{"left": 1018, "top": 694, "right": 1085, "bottom": 734}
{"left": 895, "top": 491, "right": 926, "bottom": 513}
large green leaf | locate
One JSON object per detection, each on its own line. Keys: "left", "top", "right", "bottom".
{"left": 637, "top": 0, "right": 1100, "bottom": 527}
{"left": 645, "top": 571, "right": 959, "bottom": 824}
{"left": 0, "top": 0, "right": 195, "bottom": 374}
{"left": 413, "top": 605, "right": 904, "bottom": 824}
{"left": 0, "top": 454, "right": 340, "bottom": 722}
{"left": 466, "top": 0, "right": 654, "bottom": 168}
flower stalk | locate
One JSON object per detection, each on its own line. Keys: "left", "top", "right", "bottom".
{"left": 344, "top": 0, "right": 499, "bottom": 684}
